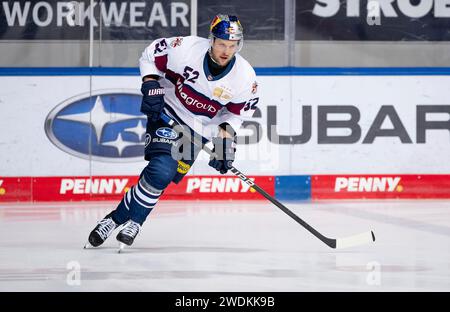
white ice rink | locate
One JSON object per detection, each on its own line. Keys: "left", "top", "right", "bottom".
{"left": 0, "top": 200, "right": 449, "bottom": 292}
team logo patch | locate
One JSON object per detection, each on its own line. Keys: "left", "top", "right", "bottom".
{"left": 170, "top": 37, "right": 183, "bottom": 48}
{"left": 213, "top": 87, "right": 233, "bottom": 101}
{"left": 251, "top": 81, "right": 258, "bottom": 94}
{"left": 177, "top": 161, "right": 191, "bottom": 174}
{"left": 156, "top": 127, "right": 178, "bottom": 140}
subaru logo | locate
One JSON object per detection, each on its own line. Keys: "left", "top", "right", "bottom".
{"left": 45, "top": 89, "right": 147, "bottom": 162}
{"left": 156, "top": 127, "right": 178, "bottom": 140}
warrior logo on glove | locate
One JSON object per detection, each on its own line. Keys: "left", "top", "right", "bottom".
{"left": 148, "top": 88, "right": 165, "bottom": 96}
{"left": 140, "top": 80, "right": 166, "bottom": 122}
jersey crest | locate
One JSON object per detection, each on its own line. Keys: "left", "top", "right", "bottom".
{"left": 213, "top": 86, "right": 233, "bottom": 101}
{"left": 251, "top": 81, "right": 258, "bottom": 94}
{"left": 170, "top": 37, "right": 183, "bottom": 48}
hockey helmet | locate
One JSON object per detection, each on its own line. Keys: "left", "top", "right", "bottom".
{"left": 209, "top": 14, "right": 243, "bottom": 51}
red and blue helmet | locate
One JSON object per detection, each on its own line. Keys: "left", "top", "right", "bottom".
{"left": 209, "top": 14, "right": 244, "bottom": 50}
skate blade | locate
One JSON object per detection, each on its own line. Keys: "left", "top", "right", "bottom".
{"left": 118, "top": 243, "right": 126, "bottom": 253}
{"left": 84, "top": 243, "right": 93, "bottom": 249}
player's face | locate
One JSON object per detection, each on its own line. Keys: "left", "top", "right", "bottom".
{"left": 211, "top": 38, "right": 239, "bottom": 66}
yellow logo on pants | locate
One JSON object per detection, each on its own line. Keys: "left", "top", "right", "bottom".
{"left": 177, "top": 161, "right": 191, "bottom": 174}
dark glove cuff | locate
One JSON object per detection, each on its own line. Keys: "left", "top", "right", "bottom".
{"left": 142, "top": 75, "right": 160, "bottom": 81}
{"left": 218, "top": 122, "right": 236, "bottom": 138}
{"left": 141, "top": 79, "right": 163, "bottom": 95}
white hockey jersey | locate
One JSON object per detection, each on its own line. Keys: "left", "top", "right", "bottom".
{"left": 139, "top": 36, "right": 258, "bottom": 141}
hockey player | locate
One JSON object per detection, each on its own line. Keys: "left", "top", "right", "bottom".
{"left": 85, "top": 14, "right": 259, "bottom": 250}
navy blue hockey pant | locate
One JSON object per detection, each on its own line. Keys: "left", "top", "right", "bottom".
{"left": 111, "top": 119, "right": 202, "bottom": 225}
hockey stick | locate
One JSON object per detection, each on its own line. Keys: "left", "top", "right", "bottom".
{"left": 160, "top": 112, "right": 375, "bottom": 249}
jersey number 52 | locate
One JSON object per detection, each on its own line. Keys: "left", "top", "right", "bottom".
{"left": 243, "top": 98, "right": 259, "bottom": 111}
{"left": 182, "top": 66, "right": 199, "bottom": 83}
{"left": 154, "top": 39, "right": 167, "bottom": 54}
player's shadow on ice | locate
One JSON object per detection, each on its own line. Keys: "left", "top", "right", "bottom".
{"left": 127, "top": 246, "right": 267, "bottom": 254}
{"left": 86, "top": 246, "right": 266, "bottom": 254}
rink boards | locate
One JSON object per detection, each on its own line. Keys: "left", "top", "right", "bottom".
{"left": 1, "top": 174, "right": 450, "bottom": 202}
{"left": 1, "top": 68, "right": 450, "bottom": 202}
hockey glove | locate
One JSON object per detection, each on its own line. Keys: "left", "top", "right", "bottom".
{"left": 208, "top": 137, "right": 236, "bottom": 174}
{"left": 140, "top": 80, "right": 165, "bottom": 122}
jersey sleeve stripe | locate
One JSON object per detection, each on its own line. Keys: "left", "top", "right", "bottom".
{"left": 154, "top": 55, "right": 168, "bottom": 73}
{"left": 225, "top": 102, "right": 246, "bottom": 115}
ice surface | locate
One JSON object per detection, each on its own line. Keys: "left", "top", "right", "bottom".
{"left": 0, "top": 200, "right": 448, "bottom": 291}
